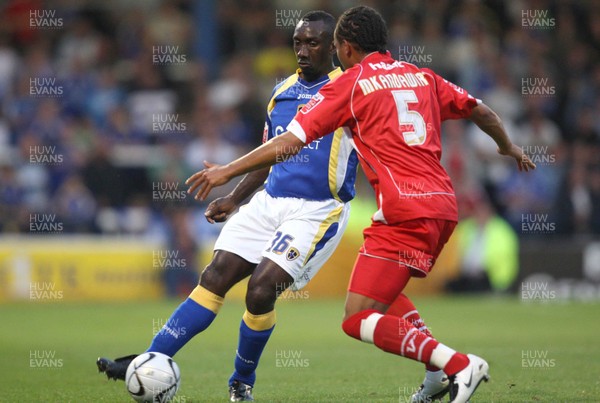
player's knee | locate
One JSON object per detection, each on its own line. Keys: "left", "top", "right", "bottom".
{"left": 199, "top": 262, "right": 228, "bottom": 295}
{"left": 246, "top": 282, "right": 277, "bottom": 314}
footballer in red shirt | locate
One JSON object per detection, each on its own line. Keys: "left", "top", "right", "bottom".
{"left": 187, "top": 6, "right": 535, "bottom": 403}
{"left": 289, "top": 51, "right": 477, "bottom": 279}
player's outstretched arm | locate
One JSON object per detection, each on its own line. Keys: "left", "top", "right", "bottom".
{"left": 186, "top": 132, "right": 304, "bottom": 201}
{"left": 468, "top": 102, "right": 536, "bottom": 172}
{"left": 204, "top": 167, "right": 270, "bottom": 223}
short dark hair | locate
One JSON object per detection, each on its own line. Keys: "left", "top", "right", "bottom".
{"left": 335, "top": 6, "right": 388, "bottom": 53}
{"left": 301, "top": 10, "right": 336, "bottom": 38}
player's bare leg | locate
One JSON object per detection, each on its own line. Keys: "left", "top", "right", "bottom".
{"left": 245, "top": 258, "right": 294, "bottom": 314}
{"left": 97, "top": 250, "right": 255, "bottom": 381}
{"left": 229, "top": 258, "right": 294, "bottom": 401}
{"left": 200, "top": 250, "right": 258, "bottom": 296}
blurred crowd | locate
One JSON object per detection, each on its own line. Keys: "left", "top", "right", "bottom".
{"left": 0, "top": 0, "right": 599, "bottom": 247}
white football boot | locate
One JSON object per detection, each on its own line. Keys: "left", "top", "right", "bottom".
{"left": 448, "top": 354, "right": 490, "bottom": 402}
{"left": 410, "top": 369, "right": 450, "bottom": 402}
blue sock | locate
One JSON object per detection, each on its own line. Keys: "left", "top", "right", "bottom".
{"left": 229, "top": 311, "right": 276, "bottom": 387}
{"left": 147, "top": 286, "right": 223, "bottom": 357}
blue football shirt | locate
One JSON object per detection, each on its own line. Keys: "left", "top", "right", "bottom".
{"left": 264, "top": 68, "right": 358, "bottom": 202}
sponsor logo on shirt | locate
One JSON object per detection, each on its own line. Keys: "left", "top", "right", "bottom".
{"left": 368, "top": 60, "right": 404, "bottom": 70}
{"left": 300, "top": 93, "right": 324, "bottom": 114}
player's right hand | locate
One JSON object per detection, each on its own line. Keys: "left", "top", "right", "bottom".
{"left": 498, "top": 143, "right": 536, "bottom": 172}
{"left": 204, "top": 196, "right": 237, "bottom": 224}
{"left": 186, "top": 161, "right": 233, "bottom": 201}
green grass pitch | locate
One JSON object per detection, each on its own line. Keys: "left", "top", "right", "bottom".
{"left": 0, "top": 296, "right": 598, "bottom": 402}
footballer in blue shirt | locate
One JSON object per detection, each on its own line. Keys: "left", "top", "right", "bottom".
{"left": 97, "top": 11, "right": 358, "bottom": 402}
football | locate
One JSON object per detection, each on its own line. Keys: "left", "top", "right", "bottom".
{"left": 125, "top": 352, "right": 181, "bottom": 403}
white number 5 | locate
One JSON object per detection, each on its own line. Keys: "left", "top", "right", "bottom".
{"left": 392, "top": 90, "right": 427, "bottom": 146}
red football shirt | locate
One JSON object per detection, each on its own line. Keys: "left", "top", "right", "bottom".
{"left": 288, "top": 52, "right": 479, "bottom": 225}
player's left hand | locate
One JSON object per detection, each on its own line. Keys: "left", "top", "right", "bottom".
{"left": 498, "top": 144, "right": 536, "bottom": 172}
{"left": 186, "top": 161, "right": 232, "bottom": 201}
{"left": 204, "top": 196, "right": 237, "bottom": 223}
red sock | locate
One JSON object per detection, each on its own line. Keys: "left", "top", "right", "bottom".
{"left": 342, "top": 310, "right": 439, "bottom": 364}
{"left": 374, "top": 314, "right": 439, "bottom": 362}
{"left": 387, "top": 293, "right": 439, "bottom": 371}
{"left": 341, "top": 309, "right": 380, "bottom": 340}
{"left": 444, "top": 353, "right": 470, "bottom": 376}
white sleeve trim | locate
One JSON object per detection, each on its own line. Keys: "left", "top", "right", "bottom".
{"left": 286, "top": 119, "right": 307, "bottom": 143}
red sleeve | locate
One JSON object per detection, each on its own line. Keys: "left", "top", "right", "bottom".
{"left": 421, "top": 68, "right": 480, "bottom": 121}
{"left": 287, "top": 71, "right": 356, "bottom": 144}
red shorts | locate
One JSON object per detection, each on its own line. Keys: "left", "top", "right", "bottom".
{"left": 348, "top": 218, "right": 456, "bottom": 305}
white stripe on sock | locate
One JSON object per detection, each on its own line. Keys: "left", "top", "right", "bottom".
{"left": 429, "top": 343, "right": 457, "bottom": 369}
{"left": 359, "top": 313, "right": 383, "bottom": 344}
{"left": 401, "top": 310, "right": 418, "bottom": 319}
